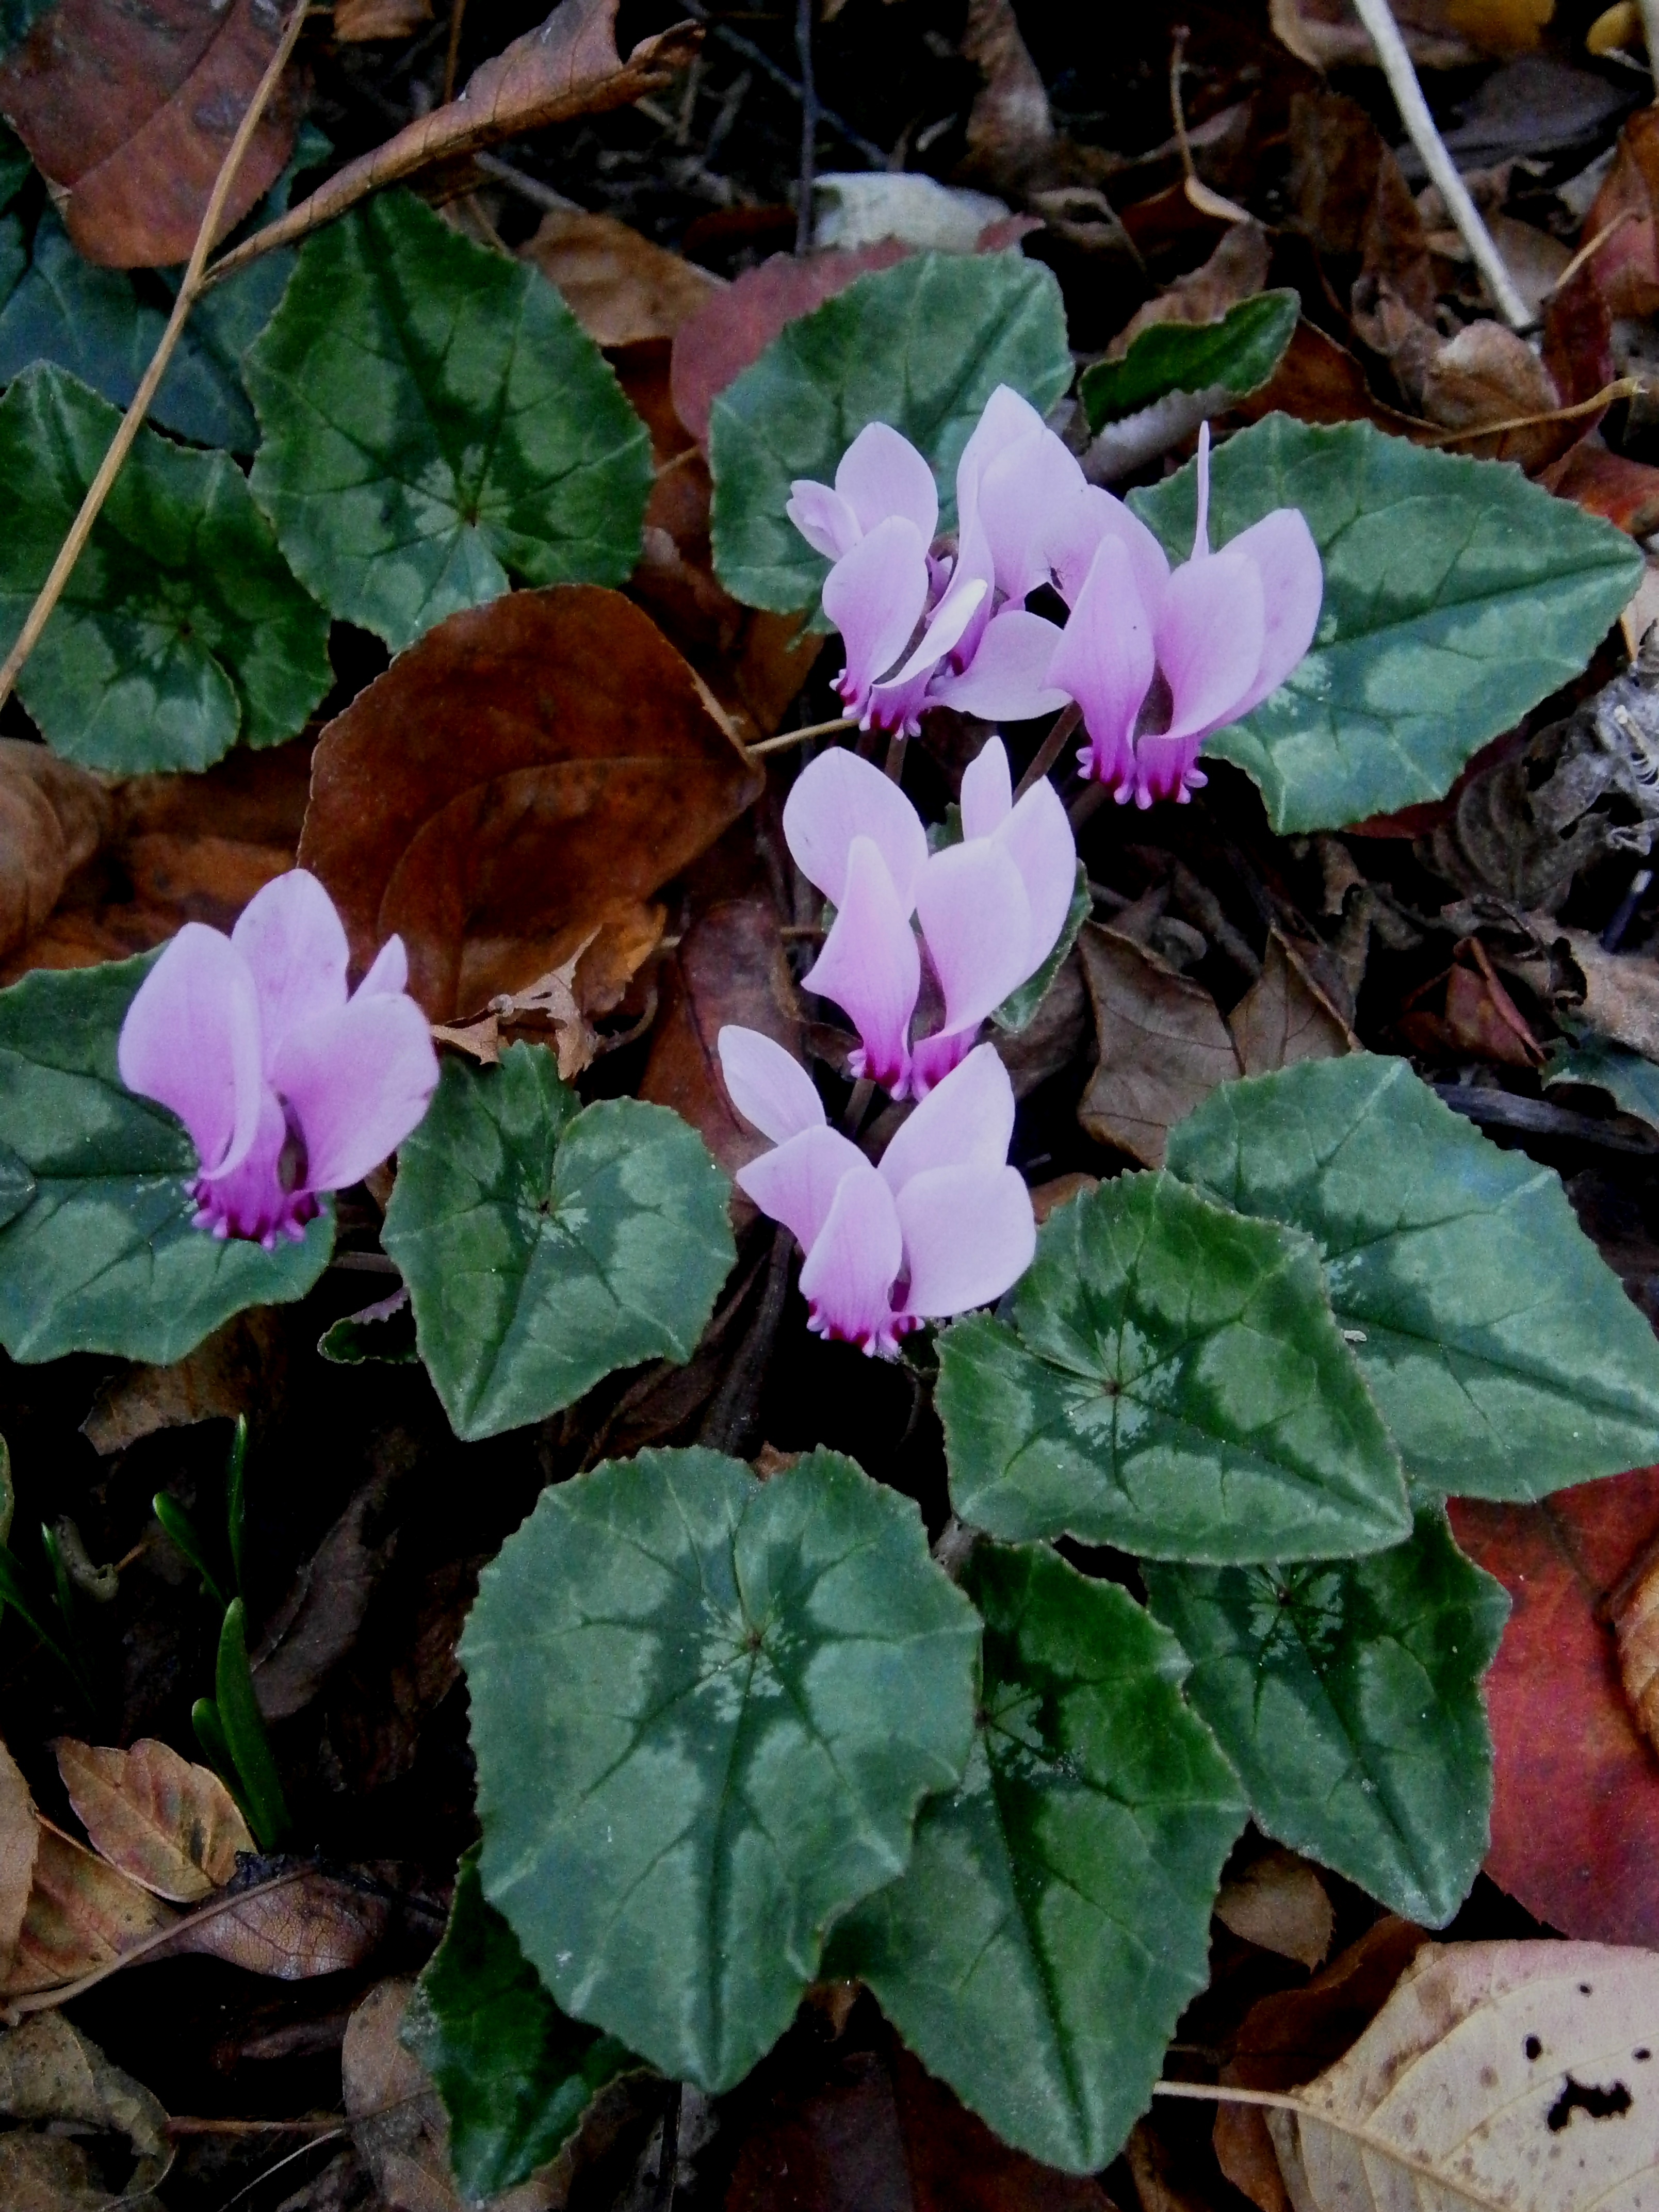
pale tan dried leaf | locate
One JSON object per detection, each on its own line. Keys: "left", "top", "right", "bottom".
{"left": 1613, "top": 1550, "right": 1659, "bottom": 1755}
{"left": 1554, "top": 928, "right": 1659, "bottom": 1060}
{"left": 2, "top": 1823, "right": 175, "bottom": 1996}
{"left": 80, "top": 1308, "right": 284, "bottom": 1454}
{"left": 1419, "top": 319, "right": 1559, "bottom": 433}
{"left": 1228, "top": 932, "right": 1356, "bottom": 1077}
{"left": 1266, "top": 1938, "right": 1659, "bottom": 2211}
{"left": 0, "top": 1739, "right": 37, "bottom": 1987}
{"left": 54, "top": 1738, "right": 252, "bottom": 1903}
{"left": 0, "top": 2131, "right": 143, "bottom": 2211}
{"left": 1077, "top": 924, "right": 1239, "bottom": 1166}
{"left": 0, "top": 2012, "right": 168, "bottom": 2169}
{"left": 519, "top": 209, "right": 721, "bottom": 347}
{"left": 0, "top": 741, "right": 113, "bottom": 967}
{"left": 167, "top": 1869, "right": 389, "bottom": 1979}
{"left": 334, "top": 0, "right": 432, "bottom": 38}
{"left": 253, "top": 1471, "right": 400, "bottom": 1723}
{"left": 1216, "top": 1849, "right": 1335, "bottom": 1970}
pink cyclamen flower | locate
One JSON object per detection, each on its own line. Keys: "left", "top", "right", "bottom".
{"left": 783, "top": 741, "right": 1075, "bottom": 1098}
{"left": 118, "top": 870, "right": 440, "bottom": 1247}
{"left": 786, "top": 392, "right": 1074, "bottom": 736}
{"left": 717, "top": 1028, "right": 1035, "bottom": 1356}
{"left": 1047, "top": 424, "right": 1323, "bottom": 808}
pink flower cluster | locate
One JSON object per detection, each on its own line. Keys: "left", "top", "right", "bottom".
{"left": 784, "top": 738, "right": 1075, "bottom": 1099}
{"left": 718, "top": 1028, "right": 1034, "bottom": 1357}
{"left": 119, "top": 871, "right": 439, "bottom": 1246}
{"left": 789, "top": 393, "right": 1323, "bottom": 808}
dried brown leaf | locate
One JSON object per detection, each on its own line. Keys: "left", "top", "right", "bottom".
{"left": 1227, "top": 932, "right": 1356, "bottom": 1076}
{"left": 165, "top": 1869, "right": 389, "bottom": 1979}
{"left": 1106, "top": 223, "right": 1272, "bottom": 360}
{"left": 334, "top": 0, "right": 432, "bottom": 38}
{"left": 1077, "top": 924, "right": 1239, "bottom": 1167}
{"left": 0, "top": 0, "right": 303, "bottom": 268}
{"left": 1272, "top": 0, "right": 1549, "bottom": 70}
{"left": 53, "top": 1738, "right": 252, "bottom": 1904}
{"left": 3, "top": 1823, "right": 176, "bottom": 1997}
{"left": 1585, "top": 106, "right": 1659, "bottom": 320}
{"left": 0, "top": 2012, "right": 170, "bottom": 2201}
{"left": 81, "top": 1308, "right": 285, "bottom": 1455}
{"left": 296, "top": 586, "right": 760, "bottom": 1023}
{"left": 0, "top": 743, "right": 112, "bottom": 968}
{"left": 1553, "top": 928, "right": 1659, "bottom": 1060}
{"left": 1214, "top": 1848, "right": 1335, "bottom": 1970}
{"left": 520, "top": 209, "right": 722, "bottom": 348}
{"left": 211, "top": 0, "right": 697, "bottom": 282}
{"left": 0, "top": 1740, "right": 38, "bottom": 1987}
{"left": 252, "top": 1472, "right": 399, "bottom": 1723}
{"left": 1612, "top": 1547, "right": 1659, "bottom": 1756}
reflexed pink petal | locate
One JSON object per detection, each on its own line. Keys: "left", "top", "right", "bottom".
{"left": 977, "top": 427, "right": 1087, "bottom": 600}
{"left": 195, "top": 1088, "right": 297, "bottom": 1244}
{"left": 799, "top": 1159, "right": 904, "bottom": 1354}
{"left": 906, "top": 1025, "right": 978, "bottom": 1097}
{"left": 716, "top": 1026, "right": 825, "bottom": 1143}
{"left": 355, "top": 935, "right": 409, "bottom": 1000}
{"left": 735, "top": 1123, "right": 866, "bottom": 1250}
{"left": 230, "top": 869, "right": 349, "bottom": 1067}
{"left": 786, "top": 479, "right": 863, "bottom": 561}
{"left": 932, "top": 608, "right": 1069, "bottom": 723}
{"left": 270, "top": 991, "right": 438, "bottom": 1194}
{"left": 956, "top": 385, "right": 1047, "bottom": 510}
{"left": 915, "top": 837, "right": 1033, "bottom": 1038}
{"left": 867, "top": 575, "right": 988, "bottom": 730}
{"left": 895, "top": 1163, "right": 1035, "bottom": 1320}
{"left": 118, "top": 923, "right": 265, "bottom": 1179}
{"left": 1131, "top": 731, "right": 1205, "bottom": 806}
{"left": 1051, "top": 486, "right": 1170, "bottom": 612}
{"left": 1222, "top": 507, "right": 1324, "bottom": 720}
{"left": 959, "top": 737, "right": 1012, "bottom": 841}
{"left": 993, "top": 772, "right": 1076, "bottom": 972}
{"left": 782, "top": 746, "right": 929, "bottom": 909}
{"left": 1045, "top": 533, "right": 1155, "bottom": 789}
{"left": 822, "top": 516, "right": 930, "bottom": 715}
{"left": 1156, "top": 548, "right": 1264, "bottom": 743}
{"left": 835, "top": 421, "right": 939, "bottom": 542}
{"left": 879, "top": 1040, "right": 1016, "bottom": 1195}
{"left": 801, "top": 835, "right": 921, "bottom": 1092}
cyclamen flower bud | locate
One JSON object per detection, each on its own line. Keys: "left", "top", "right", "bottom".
{"left": 118, "top": 870, "right": 439, "bottom": 1247}
{"left": 716, "top": 1029, "right": 1034, "bottom": 1357}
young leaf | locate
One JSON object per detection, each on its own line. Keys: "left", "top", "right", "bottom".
{"left": 1130, "top": 415, "right": 1642, "bottom": 832}
{"left": 0, "top": 364, "right": 331, "bottom": 773}
{"left": 215, "top": 1599, "right": 289, "bottom": 1852}
{"left": 0, "top": 954, "right": 332, "bottom": 1366}
{"left": 381, "top": 1043, "right": 736, "bottom": 1442}
{"left": 404, "top": 1846, "right": 636, "bottom": 2202}
{"left": 1547, "top": 1032, "right": 1659, "bottom": 1129}
{"left": 1080, "top": 290, "right": 1299, "bottom": 428}
{"left": 247, "top": 191, "right": 653, "bottom": 651}
{"left": 151, "top": 1493, "right": 228, "bottom": 1611}
{"left": 936, "top": 1172, "right": 1410, "bottom": 1562}
{"left": 1166, "top": 1055, "right": 1659, "bottom": 1500}
{"left": 1144, "top": 1509, "right": 1509, "bottom": 1927}
{"left": 827, "top": 1541, "right": 1246, "bottom": 2175}
{"left": 709, "top": 250, "right": 1074, "bottom": 613}
{"left": 462, "top": 1445, "right": 980, "bottom": 2092}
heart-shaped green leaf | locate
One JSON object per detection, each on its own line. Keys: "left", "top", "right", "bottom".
{"left": 1547, "top": 1033, "right": 1659, "bottom": 1129}
{"left": 1145, "top": 1508, "right": 1508, "bottom": 1925}
{"left": 1080, "top": 290, "right": 1298, "bottom": 428}
{"left": 0, "top": 365, "right": 331, "bottom": 773}
{"left": 1166, "top": 1055, "right": 1659, "bottom": 1499}
{"left": 828, "top": 1541, "right": 1245, "bottom": 2173}
{"left": 709, "top": 250, "right": 1073, "bottom": 614}
{"left": 937, "top": 1171, "right": 1410, "bottom": 1561}
{"left": 405, "top": 1847, "right": 636, "bottom": 2203}
{"left": 462, "top": 1445, "right": 980, "bottom": 2093}
{"left": 0, "top": 954, "right": 331, "bottom": 1365}
{"left": 380, "top": 1043, "right": 736, "bottom": 1442}
{"left": 1131, "top": 415, "right": 1642, "bottom": 832}
{"left": 247, "top": 190, "right": 653, "bottom": 651}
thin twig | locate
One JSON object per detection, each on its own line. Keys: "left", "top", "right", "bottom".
{"left": 0, "top": 1, "right": 310, "bottom": 721}
{"left": 1169, "top": 29, "right": 1252, "bottom": 226}
{"left": 1014, "top": 703, "right": 1082, "bottom": 799}
{"left": 1549, "top": 208, "right": 1638, "bottom": 298}
{"left": 794, "top": 0, "right": 821, "bottom": 255}
{"left": 166, "top": 2117, "right": 343, "bottom": 2137}
{"left": 1348, "top": 0, "right": 1529, "bottom": 329}
{"left": 474, "top": 148, "right": 581, "bottom": 215}
{"left": 748, "top": 713, "right": 856, "bottom": 757}
{"left": 442, "top": 0, "right": 467, "bottom": 104}
{"left": 1640, "top": 0, "right": 1659, "bottom": 94}
{"left": 678, "top": 0, "right": 887, "bottom": 166}
{"left": 1423, "top": 378, "right": 1640, "bottom": 445}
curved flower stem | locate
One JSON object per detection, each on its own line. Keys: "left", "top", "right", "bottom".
{"left": 1014, "top": 703, "right": 1082, "bottom": 800}
{"left": 0, "top": 1, "right": 311, "bottom": 720}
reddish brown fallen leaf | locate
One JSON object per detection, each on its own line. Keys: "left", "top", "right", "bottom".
{"left": 1237, "top": 321, "right": 1430, "bottom": 441}
{"left": 53, "top": 1738, "right": 252, "bottom": 1905}
{"left": 81, "top": 1309, "right": 285, "bottom": 1455}
{"left": 0, "top": 1739, "right": 39, "bottom": 1987}
{"left": 3, "top": 1821, "right": 176, "bottom": 1997}
{"left": 1584, "top": 106, "right": 1659, "bottom": 320}
{"left": 162, "top": 1868, "right": 390, "bottom": 1978}
{"left": 1226, "top": 932, "right": 1355, "bottom": 1076}
{"left": 334, "top": 0, "right": 432, "bottom": 37}
{"left": 0, "top": 0, "right": 304, "bottom": 269}
{"left": 1212, "top": 1915, "right": 1425, "bottom": 2212}
{"left": 252, "top": 1469, "right": 401, "bottom": 1723}
{"left": 1076, "top": 923, "right": 1239, "bottom": 1167}
{"left": 1029, "top": 1172, "right": 1099, "bottom": 1225}
{"left": 521, "top": 209, "right": 723, "bottom": 348}
{"left": 210, "top": 0, "right": 698, "bottom": 281}
{"left": 0, "top": 741, "right": 112, "bottom": 967}
{"left": 1214, "top": 1847, "right": 1334, "bottom": 1971}
{"left": 1543, "top": 437, "right": 1659, "bottom": 539}
{"left": 1105, "top": 222, "right": 1271, "bottom": 360}
{"left": 1613, "top": 1547, "right": 1659, "bottom": 1757}
{"left": 640, "top": 898, "right": 803, "bottom": 1193}
{"left": 297, "top": 586, "right": 761, "bottom": 1022}
{"left": 1395, "top": 938, "right": 1545, "bottom": 1068}
{"left": 1450, "top": 1468, "right": 1659, "bottom": 1945}
{"left": 1288, "top": 89, "right": 1436, "bottom": 319}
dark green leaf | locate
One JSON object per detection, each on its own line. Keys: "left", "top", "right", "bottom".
{"left": 152, "top": 1492, "right": 229, "bottom": 1611}
{"left": 937, "top": 1171, "right": 1409, "bottom": 1561}
{"left": 316, "top": 1286, "right": 418, "bottom": 1366}
{"left": 1145, "top": 1509, "right": 1508, "bottom": 1925}
{"left": 0, "top": 212, "right": 21, "bottom": 306}
{"left": 0, "top": 1541, "right": 76, "bottom": 1678}
{"left": 828, "top": 1542, "right": 1245, "bottom": 2173}
{"left": 0, "top": 1137, "right": 33, "bottom": 1230}
{"left": 247, "top": 190, "right": 652, "bottom": 650}
{"left": 993, "top": 860, "right": 1089, "bottom": 1034}
{"left": 1166, "top": 1055, "right": 1659, "bottom": 1499}
{"left": 405, "top": 1846, "right": 637, "bottom": 2201}
{"left": 216, "top": 1598, "right": 289, "bottom": 1850}
{"left": 0, "top": 124, "right": 28, "bottom": 210}
{"left": 463, "top": 1445, "right": 979, "bottom": 2092}
{"left": 381, "top": 1043, "right": 736, "bottom": 1442}
{"left": 0, "top": 953, "right": 331, "bottom": 1365}
{"left": 1131, "top": 416, "right": 1642, "bottom": 832}
{"left": 709, "top": 251, "right": 1073, "bottom": 614}
{"left": 1546, "top": 1033, "right": 1659, "bottom": 1129}
{"left": 0, "top": 365, "right": 332, "bottom": 772}
{"left": 1080, "top": 290, "right": 1298, "bottom": 428}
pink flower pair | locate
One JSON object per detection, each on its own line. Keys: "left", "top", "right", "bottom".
{"left": 718, "top": 1029, "right": 1034, "bottom": 1357}
{"left": 785, "top": 739, "right": 1075, "bottom": 1099}
{"left": 119, "top": 871, "right": 439, "bottom": 1246}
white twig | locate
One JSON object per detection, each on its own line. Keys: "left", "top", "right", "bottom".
{"left": 1349, "top": 0, "right": 1531, "bottom": 330}
{"left": 1642, "top": 1, "right": 1659, "bottom": 95}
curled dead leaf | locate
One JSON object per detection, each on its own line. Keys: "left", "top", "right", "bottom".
{"left": 1077, "top": 924, "right": 1239, "bottom": 1167}
{"left": 81, "top": 1308, "right": 285, "bottom": 1455}
{"left": 0, "top": 0, "right": 304, "bottom": 268}
{"left": 161, "top": 1866, "right": 390, "bottom": 1979}
{"left": 53, "top": 1739, "right": 252, "bottom": 1904}
{"left": 1227, "top": 932, "right": 1356, "bottom": 1075}
{"left": 0, "top": 2012, "right": 170, "bottom": 2203}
